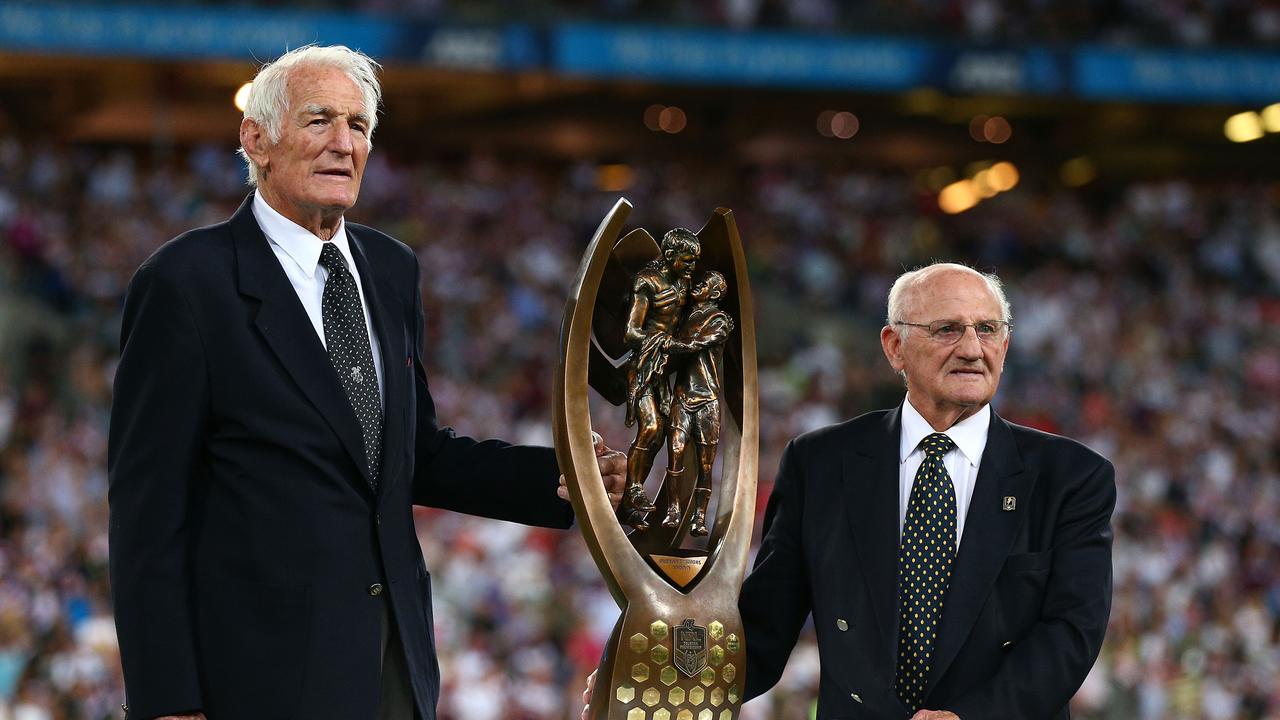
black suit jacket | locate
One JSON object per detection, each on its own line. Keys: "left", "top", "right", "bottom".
{"left": 740, "top": 405, "right": 1115, "bottom": 719}
{"left": 108, "top": 196, "right": 573, "bottom": 720}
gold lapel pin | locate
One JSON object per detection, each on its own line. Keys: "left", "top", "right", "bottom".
{"left": 1002, "top": 496, "right": 1016, "bottom": 511}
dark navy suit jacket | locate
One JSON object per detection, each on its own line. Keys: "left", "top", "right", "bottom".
{"left": 108, "top": 196, "right": 573, "bottom": 719}
{"left": 741, "top": 406, "right": 1115, "bottom": 719}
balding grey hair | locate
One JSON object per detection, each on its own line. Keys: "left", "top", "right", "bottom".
{"left": 237, "top": 44, "right": 382, "bottom": 186}
{"left": 886, "top": 262, "right": 1012, "bottom": 338}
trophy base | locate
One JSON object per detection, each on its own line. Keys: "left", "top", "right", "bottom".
{"left": 592, "top": 609, "right": 744, "bottom": 720}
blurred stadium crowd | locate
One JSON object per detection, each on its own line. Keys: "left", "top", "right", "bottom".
{"left": 0, "top": 134, "right": 1278, "bottom": 720}
{"left": 24, "top": 0, "right": 1280, "bottom": 45}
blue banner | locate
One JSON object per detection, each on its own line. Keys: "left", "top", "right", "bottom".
{"left": 4, "top": 6, "right": 1280, "bottom": 105}
{"left": 0, "top": 2, "right": 407, "bottom": 60}
{"left": 552, "top": 23, "right": 935, "bottom": 90}
{"left": 1075, "top": 47, "right": 1280, "bottom": 103}
{"left": 419, "top": 24, "right": 543, "bottom": 70}
{"left": 941, "top": 48, "right": 1066, "bottom": 95}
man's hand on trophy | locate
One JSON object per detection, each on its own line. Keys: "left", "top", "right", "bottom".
{"left": 558, "top": 431, "right": 627, "bottom": 509}
{"left": 579, "top": 668, "right": 598, "bottom": 720}
{"left": 591, "top": 432, "right": 629, "bottom": 509}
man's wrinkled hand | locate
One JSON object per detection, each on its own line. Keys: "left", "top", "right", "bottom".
{"left": 155, "top": 715, "right": 207, "bottom": 720}
{"left": 911, "top": 710, "right": 959, "bottom": 720}
{"left": 579, "top": 668, "right": 598, "bottom": 720}
{"left": 558, "top": 432, "right": 628, "bottom": 509}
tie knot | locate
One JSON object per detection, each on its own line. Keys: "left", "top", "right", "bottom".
{"left": 319, "top": 242, "right": 347, "bottom": 274}
{"left": 920, "top": 432, "right": 955, "bottom": 457}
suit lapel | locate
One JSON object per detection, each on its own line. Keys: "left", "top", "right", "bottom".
{"left": 231, "top": 196, "right": 376, "bottom": 496}
{"left": 346, "top": 227, "right": 406, "bottom": 501}
{"left": 927, "top": 411, "right": 1035, "bottom": 693}
{"left": 842, "top": 406, "right": 903, "bottom": 670}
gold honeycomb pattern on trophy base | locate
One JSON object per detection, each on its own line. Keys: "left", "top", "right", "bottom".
{"left": 611, "top": 617, "right": 744, "bottom": 720}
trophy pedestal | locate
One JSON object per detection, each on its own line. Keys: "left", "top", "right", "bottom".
{"left": 595, "top": 609, "right": 744, "bottom": 720}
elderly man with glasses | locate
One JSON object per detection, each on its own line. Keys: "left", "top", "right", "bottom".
{"left": 737, "top": 262, "right": 1116, "bottom": 719}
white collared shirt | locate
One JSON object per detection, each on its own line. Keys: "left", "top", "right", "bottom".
{"left": 252, "top": 191, "right": 384, "bottom": 401}
{"left": 898, "top": 398, "right": 990, "bottom": 548}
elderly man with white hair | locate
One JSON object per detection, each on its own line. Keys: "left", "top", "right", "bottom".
{"left": 734, "top": 262, "right": 1116, "bottom": 719}
{"left": 107, "top": 45, "right": 625, "bottom": 720}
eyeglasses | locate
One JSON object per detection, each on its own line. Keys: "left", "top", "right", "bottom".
{"left": 894, "top": 319, "right": 1011, "bottom": 345}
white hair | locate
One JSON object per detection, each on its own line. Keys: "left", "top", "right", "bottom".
{"left": 886, "top": 262, "right": 1012, "bottom": 337}
{"left": 237, "top": 44, "right": 382, "bottom": 186}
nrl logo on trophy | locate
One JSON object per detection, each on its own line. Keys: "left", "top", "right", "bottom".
{"left": 673, "top": 619, "right": 709, "bottom": 678}
{"left": 553, "top": 199, "right": 758, "bottom": 720}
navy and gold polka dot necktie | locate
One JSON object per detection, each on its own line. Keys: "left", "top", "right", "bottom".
{"left": 895, "top": 432, "right": 957, "bottom": 711}
{"left": 319, "top": 242, "right": 382, "bottom": 489}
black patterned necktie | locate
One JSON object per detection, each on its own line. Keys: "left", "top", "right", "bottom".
{"left": 319, "top": 242, "right": 382, "bottom": 489}
{"left": 895, "top": 432, "right": 957, "bottom": 712}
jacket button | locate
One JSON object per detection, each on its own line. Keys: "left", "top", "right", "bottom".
{"left": 375, "top": 513, "right": 382, "bottom": 526}
{"left": 851, "top": 693, "right": 863, "bottom": 703}
{"left": 1001, "top": 640, "right": 1013, "bottom": 649}
{"left": 368, "top": 583, "right": 384, "bottom": 597}
{"left": 836, "top": 618, "right": 849, "bottom": 631}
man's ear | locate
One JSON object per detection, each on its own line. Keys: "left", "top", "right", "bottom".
{"left": 239, "top": 117, "right": 270, "bottom": 173}
{"left": 881, "top": 325, "right": 906, "bottom": 373}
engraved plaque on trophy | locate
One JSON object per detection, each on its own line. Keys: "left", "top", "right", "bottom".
{"left": 553, "top": 199, "right": 758, "bottom": 720}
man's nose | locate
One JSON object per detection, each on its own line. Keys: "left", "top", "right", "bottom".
{"left": 955, "top": 326, "right": 984, "bottom": 358}
{"left": 328, "top": 123, "right": 355, "bottom": 154}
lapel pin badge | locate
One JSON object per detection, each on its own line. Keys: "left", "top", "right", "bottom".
{"left": 1002, "top": 496, "right": 1016, "bottom": 512}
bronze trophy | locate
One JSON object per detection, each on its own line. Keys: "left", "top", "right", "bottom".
{"left": 553, "top": 199, "right": 758, "bottom": 720}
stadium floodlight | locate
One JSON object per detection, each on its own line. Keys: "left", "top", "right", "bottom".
{"left": 969, "top": 115, "right": 989, "bottom": 142}
{"left": 939, "top": 180, "right": 979, "bottom": 214}
{"left": 1224, "top": 111, "right": 1264, "bottom": 142}
{"left": 234, "top": 82, "right": 253, "bottom": 112}
{"left": 658, "top": 106, "right": 687, "bottom": 133}
{"left": 1261, "top": 104, "right": 1280, "bottom": 133}
{"left": 988, "top": 162, "right": 1019, "bottom": 192}
{"left": 983, "top": 116, "right": 1012, "bottom": 144}
{"left": 830, "top": 111, "right": 859, "bottom": 139}
{"left": 972, "top": 170, "right": 999, "bottom": 199}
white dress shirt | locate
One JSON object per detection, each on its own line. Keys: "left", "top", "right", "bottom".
{"left": 252, "top": 191, "right": 385, "bottom": 401}
{"left": 898, "top": 398, "right": 990, "bottom": 549}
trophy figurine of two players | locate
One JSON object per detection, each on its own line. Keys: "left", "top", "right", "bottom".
{"left": 553, "top": 199, "right": 759, "bottom": 720}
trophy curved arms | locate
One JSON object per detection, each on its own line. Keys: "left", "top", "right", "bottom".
{"left": 554, "top": 197, "right": 653, "bottom": 604}
{"left": 554, "top": 200, "right": 759, "bottom": 601}
{"left": 688, "top": 208, "right": 758, "bottom": 593}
